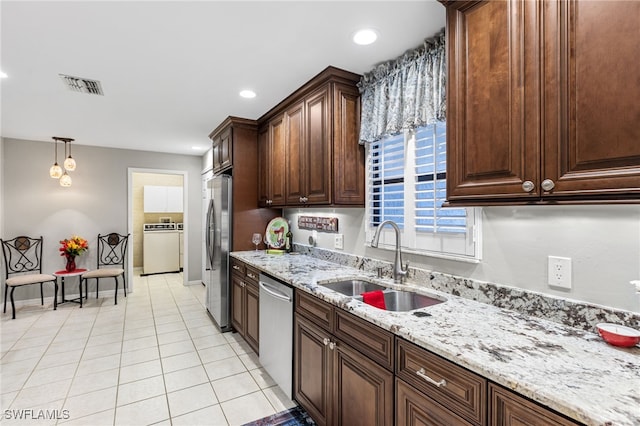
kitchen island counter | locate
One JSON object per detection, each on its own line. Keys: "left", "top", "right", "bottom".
{"left": 231, "top": 250, "right": 640, "bottom": 426}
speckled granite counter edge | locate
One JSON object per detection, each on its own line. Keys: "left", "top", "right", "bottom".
{"left": 293, "top": 244, "right": 640, "bottom": 332}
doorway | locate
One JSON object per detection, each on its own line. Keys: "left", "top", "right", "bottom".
{"left": 128, "top": 168, "right": 189, "bottom": 290}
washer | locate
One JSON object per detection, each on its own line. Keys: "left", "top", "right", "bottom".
{"left": 143, "top": 223, "right": 180, "bottom": 275}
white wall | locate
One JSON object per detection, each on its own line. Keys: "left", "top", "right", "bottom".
{"left": 285, "top": 205, "right": 640, "bottom": 312}
{"left": 1, "top": 138, "right": 202, "bottom": 300}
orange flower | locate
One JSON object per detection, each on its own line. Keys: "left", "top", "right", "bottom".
{"left": 59, "top": 235, "right": 89, "bottom": 257}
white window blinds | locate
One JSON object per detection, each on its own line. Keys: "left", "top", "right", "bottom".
{"left": 366, "top": 122, "right": 481, "bottom": 261}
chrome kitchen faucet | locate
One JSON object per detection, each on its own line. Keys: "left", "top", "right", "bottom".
{"left": 371, "top": 220, "right": 409, "bottom": 284}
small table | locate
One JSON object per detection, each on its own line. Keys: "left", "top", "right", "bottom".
{"left": 53, "top": 269, "right": 87, "bottom": 307}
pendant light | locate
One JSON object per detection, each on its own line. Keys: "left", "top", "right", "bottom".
{"left": 59, "top": 171, "right": 72, "bottom": 187}
{"left": 63, "top": 138, "right": 76, "bottom": 171}
{"left": 49, "top": 137, "right": 63, "bottom": 178}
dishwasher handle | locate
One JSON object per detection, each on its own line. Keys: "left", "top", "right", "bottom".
{"left": 259, "top": 281, "right": 292, "bottom": 302}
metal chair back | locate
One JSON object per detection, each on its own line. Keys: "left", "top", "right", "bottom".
{"left": 96, "top": 233, "right": 129, "bottom": 269}
{"left": 1, "top": 236, "right": 46, "bottom": 278}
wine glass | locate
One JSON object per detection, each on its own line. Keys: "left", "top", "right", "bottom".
{"left": 251, "top": 233, "right": 262, "bottom": 251}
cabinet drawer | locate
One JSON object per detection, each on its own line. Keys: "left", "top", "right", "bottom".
{"left": 295, "top": 291, "right": 334, "bottom": 332}
{"left": 334, "top": 309, "right": 394, "bottom": 371}
{"left": 396, "top": 339, "right": 486, "bottom": 425}
{"left": 245, "top": 266, "right": 260, "bottom": 283}
{"left": 489, "top": 383, "right": 579, "bottom": 426}
{"left": 230, "top": 259, "right": 246, "bottom": 276}
{"left": 397, "top": 378, "right": 474, "bottom": 426}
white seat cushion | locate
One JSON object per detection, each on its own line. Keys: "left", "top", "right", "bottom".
{"left": 6, "top": 274, "right": 57, "bottom": 287}
{"left": 82, "top": 268, "right": 124, "bottom": 279}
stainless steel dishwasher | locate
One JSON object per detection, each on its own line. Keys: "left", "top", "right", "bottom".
{"left": 259, "top": 274, "right": 293, "bottom": 399}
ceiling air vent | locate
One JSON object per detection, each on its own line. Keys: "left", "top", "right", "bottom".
{"left": 59, "top": 74, "right": 104, "bottom": 95}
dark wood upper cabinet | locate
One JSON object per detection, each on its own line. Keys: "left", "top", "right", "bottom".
{"left": 443, "top": 0, "right": 640, "bottom": 205}
{"left": 258, "top": 66, "right": 365, "bottom": 207}
{"left": 208, "top": 116, "right": 280, "bottom": 250}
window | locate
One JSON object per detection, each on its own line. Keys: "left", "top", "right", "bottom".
{"left": 366, "top": 122, "right": 481, "bottom": 261}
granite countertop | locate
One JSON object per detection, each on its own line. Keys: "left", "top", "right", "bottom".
{"left": 231, "top": 251, "right": 640, "bottom": 426}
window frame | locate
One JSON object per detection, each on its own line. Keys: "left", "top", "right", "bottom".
{"left": 365, "top": 125, "right": 482, "bottom": 263}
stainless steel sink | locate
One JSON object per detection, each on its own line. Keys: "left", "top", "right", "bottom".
{"left": 319, "top": 279, "right": 388, "bottom": 296}
{"left": 353, "top": 290, "right": 444, "bottom": 312}
{"left": 319, "top": 279, "right": 445, "bottom": 312}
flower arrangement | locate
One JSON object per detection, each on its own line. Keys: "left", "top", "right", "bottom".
{"left": 59, "top": 236, "right": 89, "bottom": 258}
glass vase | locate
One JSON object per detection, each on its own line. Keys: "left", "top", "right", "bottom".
{"left": 65, "top": 255, "right": 76, "bottom": 272}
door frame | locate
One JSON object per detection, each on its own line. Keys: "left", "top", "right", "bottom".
{"left": 127, "top": 167, "right": 189, "bottom": 291}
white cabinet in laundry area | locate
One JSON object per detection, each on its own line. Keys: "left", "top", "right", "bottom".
{"left": 144, "top": 185, "right": 183, "bottom": 212}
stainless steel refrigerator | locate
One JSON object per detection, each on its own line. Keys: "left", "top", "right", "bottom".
{"left": 203, "top": 174, "right": 233, "bottom": 331}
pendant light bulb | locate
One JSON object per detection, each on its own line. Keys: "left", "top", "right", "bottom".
{"left": 64, "top": 156, "right": 76, "bottom": 171}
{"left": 63, "top": 139, "right": 76, "bottom": 171}
{"left": 50, "top": 163, "right": 63, "bottom": 179}
{"left": 59, "top": 171, "right": 72, "bottom": 187}
{"left": 50, "top": 137, "right": 63, "bottom": 178}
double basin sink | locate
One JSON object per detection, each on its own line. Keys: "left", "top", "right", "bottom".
{"left": 319, "top": 279, "right": 444, "bottom": 312}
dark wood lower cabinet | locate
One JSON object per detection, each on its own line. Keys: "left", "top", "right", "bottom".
{"left": 291, "top": 291, "right": 582, "bottom": 426}
{"left": 244, "top": 280, "right": 259, "bottom": 353}
{"left": 333, "top": 341, "right": 393, "bottom": 426}
{"left": 294, "top": 315, "right": 332, "bottom": 426}
{"left": 230, "top": 260, "right": 259, "bottom": 354}
{"left": 294, "top": 314, "right": 393, "bottom": 426}
{"left": 489, "top": 383, "right": 580, "bottom": 426}
{"left": 396, "top": 378, "right": 474, "bottom": 426}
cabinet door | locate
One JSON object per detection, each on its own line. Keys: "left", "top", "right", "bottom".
{"left": 257, "top": 126, "right": 271, "bottom": 207}
{"left": 166, "top": 186, "right": 183, "bottom": 212}
{"left": 230, "top": 274, "right": 245, "bottom": 335}
{"left": 542, "top": 0, "right": 640, "bottom": 199}
{"left": 143, "top": 186, "right": 167, "bottom": 212}
{"left": 285, "top": 101, "right": 306, "bottom": 205}
{"left": 244, "top": 281, "right": 259, "bottom": 354}
{"left": 212, "top": 140, "right": 221, "bottom": 172}
{"left": 397, "top": 378, "right": 474, "bottom": 426}
{"left": 305, "top": 86, "right": 331, "bottom": 205}
{"left": 294, "top": 316, "right": 332, "bottom": 426}
{"left": 445, "top": 0, "right": 540, "bottom": 202}
{"left": 332, "top": 340, "right": 394, "bottom": 426}
{"left": 489, "top": 383, "right": 578, "bottom": 426}
{"left": 270, "top": 115, "right": 287, "bottom": 206}
{"left": 218, "top": 127, "right": 232, "bottom": 172}
{"left": 333, "top": 83, "right": 364, "bottom": 205}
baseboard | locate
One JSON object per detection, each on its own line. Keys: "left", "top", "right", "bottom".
{"left": 186, "top": 280, "right": 202, "bottom": 286}
{"left": 4, "top": 288, "right": 128, "bottom": 309}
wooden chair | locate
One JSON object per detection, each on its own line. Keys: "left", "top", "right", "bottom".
{"left": 1, "top": 236, "right": 58, "bottom": 319}
{"left": 80, "top": 233, "right": 129, "bottom": 306}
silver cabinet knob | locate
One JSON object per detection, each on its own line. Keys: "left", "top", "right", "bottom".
{"left": 323, "top": 338, "right": 330, "bottom": 346}
{"left": 541, "top": 179, "right": 555, "bottom": 192}
{"left": 328, "top": 341, "right": 337, "bottom": 350}
{"left": 522, "top": 180, "right": 535, "bottom": 193}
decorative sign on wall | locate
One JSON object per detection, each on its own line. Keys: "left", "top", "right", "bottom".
{"left": 298, "top": 216, "right": 339, "bottom": 233}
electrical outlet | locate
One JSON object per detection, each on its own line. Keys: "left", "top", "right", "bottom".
{"left": 548, "top": 256, "right": 572, "bottom": 289}
{"left": 334, "top": 234, "right": 344, "bottom": 250}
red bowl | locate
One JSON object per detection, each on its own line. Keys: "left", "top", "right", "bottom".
{"left": 596, "top": 323, "right": 640, "bottom": 347}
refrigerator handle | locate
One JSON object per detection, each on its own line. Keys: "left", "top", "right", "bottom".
{"left": 206, "top": 199, "right": 215, "bottom": 270}
{"left": 210, "top": 198, "right": 216, "bottom": 269}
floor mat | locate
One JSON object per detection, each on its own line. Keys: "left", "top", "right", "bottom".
{"left": 242, "top": 406, "right": 316, "bottom": 426}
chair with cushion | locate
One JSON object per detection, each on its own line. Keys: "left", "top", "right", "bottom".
{"left": 81, "top": 233, "right": 129, "bottom": 306}
{"left": 1, "top": 236, "right": 58, "bottom": 319}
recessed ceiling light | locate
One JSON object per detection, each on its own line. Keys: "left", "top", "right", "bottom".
{"left": 353, "top": 29, "right": 378, "bottom": 46}
{"left": 0, "top": 70, "right": 7, "bottom": 78}
{"left": 239, "top": 89, "right": 256, "bottom": 99}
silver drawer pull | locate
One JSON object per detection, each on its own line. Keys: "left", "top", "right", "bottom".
{"left": 232, "top": 265, "right": 240, "bottom": 270}
{"left": 416, "top": 368, "right": 447, "bottom": 388}
{"left": 247, "top": 273, "right": 257, "bottom": 279}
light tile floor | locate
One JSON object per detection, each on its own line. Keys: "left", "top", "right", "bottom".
{"left": 1, "top": 272, "right": 296, "bottom": 425}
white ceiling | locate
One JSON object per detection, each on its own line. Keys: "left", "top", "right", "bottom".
{"left": 1, "top": 1, "right": 445, "bottom": 156}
